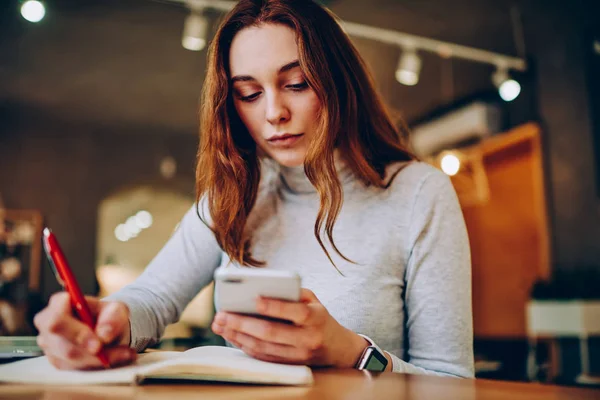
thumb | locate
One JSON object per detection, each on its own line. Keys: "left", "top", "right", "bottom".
{"left": 94, "top": 301, "right": 130, "bottom": 345}
{"left": 300, "top": 288, "right": 320, "bottom": 304}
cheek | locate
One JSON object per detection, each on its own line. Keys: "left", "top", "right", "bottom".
{"left": 303, "top": 93, "right": 322, "bottom": 127}
{"left": 290, "top": 91, "right": 321, "bottom": 124}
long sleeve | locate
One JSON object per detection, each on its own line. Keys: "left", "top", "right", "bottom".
{"left": 384, "top": 170, "right": 474, "bottom": 377}
{"left": 105, "top": 202, "right": 222, "bottom": 352}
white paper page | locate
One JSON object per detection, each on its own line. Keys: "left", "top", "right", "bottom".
{"left": 0, "top": 347, "right": 313, "bottom": 386}
{"left": 139, "top": 346, "right": 313, "bottom": 385}
{"left": 0, "top": 351, "right": 180, "bottom": 385}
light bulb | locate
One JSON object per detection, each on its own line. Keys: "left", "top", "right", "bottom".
{"left": 115, "top": 224, "right": 130, "bottom": 242}
{"left": 492, "top": 68, "right": 521, "bottom": 102}
{"left": 135, "top": 210, "right": 153, "bottom": 229}
{"left": 182, "top": 13, "right": 209, "bottom": 51}
{"left": 125, "top": 216, "right": 141, "bottom": 237}
{"left": 498, "top": 79, "right": 521, "bottom": 102}
{"left": 21, "top": 1, "right": 45, "bottom": 23}
{"left": 396, "top": 49, "right": 421, "bottom": 86}
{"left": 441, "top": 154, "right": 460, "bottom": 176}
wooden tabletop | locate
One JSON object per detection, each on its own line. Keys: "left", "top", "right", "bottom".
{"left": 1, "top": 369, "right": 599, "bottom": 400}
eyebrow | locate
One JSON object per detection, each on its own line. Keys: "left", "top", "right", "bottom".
{"left": 231, "top": 60, "right": 301, "bottom": 83}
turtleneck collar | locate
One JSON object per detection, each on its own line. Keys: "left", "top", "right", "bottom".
{"left": 278, "top": 150, "right": 356, "bottom": 194}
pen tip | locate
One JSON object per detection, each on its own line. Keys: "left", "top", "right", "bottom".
{"left": 43, "top": 227, "right": 50, "bottom": 236}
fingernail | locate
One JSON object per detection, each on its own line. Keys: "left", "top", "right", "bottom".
{"left": 97, "top": 325, "right": 113, "bottom": 342}
{"left": 212, "top": 323, "right": 223, "bottom": 334}
{"left": 86, "top": 337, "right": 101, "bottom": 353}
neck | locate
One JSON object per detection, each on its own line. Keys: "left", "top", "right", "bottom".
{"left": 278, "top": 150, "right": 355, "bottom": 194}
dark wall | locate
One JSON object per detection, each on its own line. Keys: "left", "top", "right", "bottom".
{"left": 587, "top": 25, "right": 600, "bottom": 197}
{"left": 522, "top": 0, "right": 600, "bottom": 271}
{"left": 0, "top": 107, "right": 197, "bottom": 300}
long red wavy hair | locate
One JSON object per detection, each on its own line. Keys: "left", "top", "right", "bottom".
{"left": 196, "top": 0, "right": 415, "bottom": 269}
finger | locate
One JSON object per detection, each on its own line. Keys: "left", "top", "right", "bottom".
{"left": 221, "top": 328, "right": 311, "bottom": 364}
{"left": 104, "top": 346, "right": 137, "bottom": 368}
{"left": 256, "top": 297, "right": 312, "bottom": 326}
{"left": 45, "top": 293, "right": 109, "bottom": 319}
{"left": 46, "top": 292, "right": 73, "bottom": 314}
{"left": 33, "top": 307, "right": 102, "bottom": 355}
{"left": 213, "top": 312, "right": 301, "bottom": 346}
{"left": 95, "top": 302, "right": 130, "bottom": 344}
{"left": 47, "top": 354, "right": 75, "bottom": 370}
{"left": 40, "top": 332, "right": 136, "bottom": 370}
{"left": 40, "top": 334, "right": 104, "bottom": 370}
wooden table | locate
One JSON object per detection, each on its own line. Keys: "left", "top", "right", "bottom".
{"left": 0, "top": 369, "right": 599, "bottom": 400}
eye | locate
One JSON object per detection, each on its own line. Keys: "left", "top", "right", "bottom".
{"left": 287, "top": 81, "right": 309, "bottom": 91}
{"left": 239, "top": 92, "right": 261, "bottom": 102}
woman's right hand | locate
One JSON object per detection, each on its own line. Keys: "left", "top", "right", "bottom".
{"left": 33, "top": 292, "right": 137, "bottom": 370}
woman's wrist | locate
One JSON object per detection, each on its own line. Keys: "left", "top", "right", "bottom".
{"left": 336, "top": 328, "right": 370, "bottom": 368}
{"left": 337, "top": 330, "right": 393, "bottom": 371}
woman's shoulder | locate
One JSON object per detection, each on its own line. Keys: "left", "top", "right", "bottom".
{"left": 384, "top": 160, "right": 452, "bottom": 197}
{"left": 383, "top": 160, "right": 462, "bottom": 225}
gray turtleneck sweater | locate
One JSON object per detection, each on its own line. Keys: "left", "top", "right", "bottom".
{"left": 107, "top": 159, "right": 474, "bottom": 378}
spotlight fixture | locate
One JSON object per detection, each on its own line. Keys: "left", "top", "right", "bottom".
{"left": 182, "top": 12, "right": 209, "bottom": 51}
{"left": 395, "top": 48, "right": 422, "bottom": 86}
{"left": 21, "top": 0, "right": 45, "bottom": 23}
{"left": 492, "top": 67, "right": 521, "bottom": 102}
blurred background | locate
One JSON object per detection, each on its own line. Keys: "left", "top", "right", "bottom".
{"left": 0, "top": 0, "right": 599, "bottom": 387}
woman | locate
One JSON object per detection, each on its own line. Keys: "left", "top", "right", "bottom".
{"left": 33, "top": 0, "right": 473, "bottom": 377}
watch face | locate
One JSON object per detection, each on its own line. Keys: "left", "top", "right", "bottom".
{"left": 359, "top": 347, "right": 388, "bottom": 372}
{"left": 365, "top": 352, "right": 386, "bottom": 371}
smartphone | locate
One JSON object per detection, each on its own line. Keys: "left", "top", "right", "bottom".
{"left": 0, "top": 337, "right": 43, "bottom": 360}
{"left": 214, "top": 267, "right": 301, "bottom": 318}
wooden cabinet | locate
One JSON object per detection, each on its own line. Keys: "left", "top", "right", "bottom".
{"left": 446, "top": 123, "right": 551, "bottom": 338}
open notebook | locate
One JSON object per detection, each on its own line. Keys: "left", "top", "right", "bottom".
{"left": 0, "top": 345, "right": 313, "bottom": 386}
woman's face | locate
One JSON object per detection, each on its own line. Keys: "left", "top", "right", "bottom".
{"left": 229, "top": 23, "right": 321, "bottom": 167}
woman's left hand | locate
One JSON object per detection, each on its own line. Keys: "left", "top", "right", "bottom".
{"left": 211, "top": 288, "right": 369, "bottom": 367}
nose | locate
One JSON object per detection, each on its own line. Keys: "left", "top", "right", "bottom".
{"left": 265, "top": 91, "right": 290, "bottom": 126}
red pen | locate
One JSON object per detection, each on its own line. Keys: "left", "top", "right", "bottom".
{"left": 42, "top": 228, "right": 111, "bottom": 369}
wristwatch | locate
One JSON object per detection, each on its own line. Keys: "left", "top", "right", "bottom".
{"left": 354, "top": 334, "right": 388, "bottom": 372}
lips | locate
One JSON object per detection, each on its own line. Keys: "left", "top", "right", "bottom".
{"left": 267, "top": 133, "right": 303, "bottom": 142}
{"left": 265, "top": 133, "right": 304, "bottom": 148}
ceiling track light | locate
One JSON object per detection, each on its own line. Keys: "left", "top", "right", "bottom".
{"left": 492, "top": 67, "right": 521, "bottom": 102}
{"left": 172, "top": 1, "right": 526, "bottom": 68}
{"left": 396, "top": 48, "right": 422, "bottom": 86}
{"left": 182, "top": 10, "right": 210, "bottom": 51}
{"left": 169, "top": 0, "right": 528, "bottom": 91}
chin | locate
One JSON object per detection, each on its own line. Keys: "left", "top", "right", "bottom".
{"left": 270, "top": 151, "right": 306, "bottom": 168}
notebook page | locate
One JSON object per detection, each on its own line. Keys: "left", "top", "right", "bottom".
{"left": 138, "top": 346, "right": 313, "bottom": 385}
{"left": 0, "top": 351, "right": 180, "bottom": 385}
